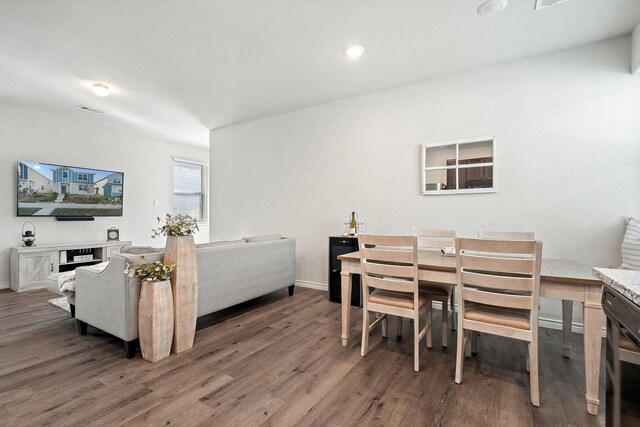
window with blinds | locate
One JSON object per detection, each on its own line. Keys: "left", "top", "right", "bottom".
{"left": 173, "top": 160, "right": 207, "bottom": 221}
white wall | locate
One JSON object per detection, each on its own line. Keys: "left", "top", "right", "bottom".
{"left": 210, "top": 36, "right": 640, "bottom": 330}
{"left": 633, "top": 21, "right": 640, "bottom": 74}
{"left": 0, "top": 103, "right": 209, "bottom": 287}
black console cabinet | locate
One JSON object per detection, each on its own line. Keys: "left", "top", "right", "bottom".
{"left": 328, "top": 236, "right": 361, "bottom": 307}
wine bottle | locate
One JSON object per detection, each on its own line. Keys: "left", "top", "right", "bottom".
{"left": 348, "top": 212, "right": 357, "bottom": 236}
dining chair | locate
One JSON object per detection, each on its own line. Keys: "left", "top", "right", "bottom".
{"left": 467, "top": 230, "right": 536, "bottom": 355}
{"left": 454, "top": 237, "right": 543, "bottom": 406}
{"left": 478, "top": 230, "right": 536, "bottom": 240}
{"left": 410, "top": 227, "right": 457, "bottom": 348}
{"left": 358, "top": 234, "right": 432, "bottom": 372}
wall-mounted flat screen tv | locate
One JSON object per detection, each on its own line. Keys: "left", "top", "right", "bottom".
{"left": 17, "top": 161, "right": 124, "bottom": 217}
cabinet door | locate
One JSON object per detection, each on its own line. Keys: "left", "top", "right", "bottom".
{"left": 19, "top": 252, "right": 56, "bottom": 288}
{"left": 106, "top": 246, "right": 123, "bottom": 261}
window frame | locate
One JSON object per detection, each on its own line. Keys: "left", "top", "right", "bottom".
{"left": 172, "top": 157, "right": 208, "bottom": 223}
{"left": 421, "top": 136, "right": 496, "bottom": 196}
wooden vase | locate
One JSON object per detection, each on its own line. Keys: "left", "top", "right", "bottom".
{"left": 138, "top": 279, "right": 174, "bottom": 362}
{"left": 164, "top": 235, "right": 198, "bottom": 353}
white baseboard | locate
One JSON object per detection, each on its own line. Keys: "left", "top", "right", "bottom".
{"left": 295, "top": 282, "right": 607, "bottom": 337}
{"left": 0, "top": 282, "right": 9, "bottom": 290}
{"left": 295, "top": 280, "right": 328, "bottom": 291}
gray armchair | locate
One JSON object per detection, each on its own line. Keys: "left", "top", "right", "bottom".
{"left": 75, "top": 250, "right": 164, "bottom": 358}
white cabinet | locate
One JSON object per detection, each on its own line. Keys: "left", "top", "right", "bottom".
{"left": 10, "top": 241, "right": 132, "bottom": 292}
{"left": 11, "top": 252, "right": 57, "bottom": 291}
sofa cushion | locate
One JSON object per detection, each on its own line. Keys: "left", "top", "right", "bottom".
{"left": 196, "top": 239, "right": 246, "bottom": 249}
{"left": 621, "top": 217, "right": 640, "bottom": 270}
{"left": 245, "top": 234, "right": 282, "bottom": 243}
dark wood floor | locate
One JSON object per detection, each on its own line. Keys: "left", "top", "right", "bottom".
{"left": 0, "top": 287, "right": 604, "bottom": 426}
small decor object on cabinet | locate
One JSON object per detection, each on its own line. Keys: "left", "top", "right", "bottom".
{"left": 152, "top": 214, "right": 199, "bottom": 353}
{"left": 125, "top": 257, "right": 176, "bottom": 362}
{"left": 107, "top": 227, "right": 120, "bottom": 241}
{"left": 21, "top": 222, "right": 36, "bottom": 247}
{"left": 343, "top": 212, "right": 364, "bottom": 237}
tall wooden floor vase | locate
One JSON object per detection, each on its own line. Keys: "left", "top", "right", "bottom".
{"left": 138, "top": 280, "right": 174, "bottom": 362}
{"left": 164, "top": 235, "right": 198, "bottom": 353}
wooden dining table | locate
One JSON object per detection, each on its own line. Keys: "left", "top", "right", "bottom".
{"left": 338, "top": 250, "right": 604, "bottom": 416}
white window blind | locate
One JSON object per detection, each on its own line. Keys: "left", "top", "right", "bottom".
{"left": 173, "top": 160, "right": 207, "bottom": 221}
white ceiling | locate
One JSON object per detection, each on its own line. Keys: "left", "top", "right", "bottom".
{"left": 1, "top": 0, "right": 639, "bottom": 147}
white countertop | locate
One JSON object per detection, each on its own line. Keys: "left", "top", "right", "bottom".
{"left": 593, "top": 267, "right": 640, "bottom": 306}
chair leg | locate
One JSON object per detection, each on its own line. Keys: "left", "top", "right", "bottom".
{"left": 361, "top": 309, "right": 370, "bottom": 357}
{"left": 69, "top": 303, "right": 76, "bottom": 318}
{"left": 396, "top": 317, "right": 403, "bottom": 337}
{"left": 455, "top": 327, "right": 465, "bottom": 383}
{"left": 426, "top": 302, "right": 433, "bottom": 349}
{"left": 450, "top": 292, "right": 456, "bottom": 331}
{"left": 471, "top": 332, "right": 479, "bottom": 355}
{"left": 464, "top": 331, "right": 472, "bottom": 358}
{"left": 525, "top": 344, "right": 530, "bottom": 373}
{"left": 441, "top": 298, "right": 449, "bottom": 348}
{"left": 381, "top": 314, "right": 388, "bottom": 338}
{"left": 529, "top": 340, "right": 540, "bottom": 407}
{"left": 413, "top": 314, "right": 420, "bottom": 372}
{"left": 610, "top": 319, "right": 622, "bottom": 427}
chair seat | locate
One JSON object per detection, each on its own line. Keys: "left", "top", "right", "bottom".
{"left": 369, "top": 290, "right": 429, "bottom": 310}
{"left": 464, "top": 304, "right": 530, "bottom": 330}
{"left": 419, "top": 281, "right": 453, "bottom": 297}
{"left": 620, "top": 333, "right": 640, "bottom": 353}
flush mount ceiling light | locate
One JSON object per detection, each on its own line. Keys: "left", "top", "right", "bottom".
{"left": 344, "top": 45, "right": 365, "bottom": 60}
{"left": 478, "top": 0, "right": 508, "bottom": 16}
{"left": 91, "top": 83, "right": 110, "bottom": 97}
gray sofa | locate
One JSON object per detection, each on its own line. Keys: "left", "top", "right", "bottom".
{"left": 74, "top": 236, "right": 295, "bottom": 358}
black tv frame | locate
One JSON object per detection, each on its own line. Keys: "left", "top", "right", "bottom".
{"left": 16, "top": 161, "right": 124, "bottom": 219}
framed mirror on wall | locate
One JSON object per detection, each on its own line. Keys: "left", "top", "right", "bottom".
{"left": 421, "top": 136, "right": 495, "bottom": 195}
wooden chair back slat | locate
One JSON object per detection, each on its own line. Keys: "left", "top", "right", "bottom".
{"left": 463, "top": 288, "right": 533, "bottom": 310}
{"left": 361, "top": 247, "right": 414, "bottom": 264}
{"left": 459, "top": 238, "right": 537, "bottom": 254}
{"left": 359, "top": 234, "right": 415, "bottom": 247}
{"left": 461, "top": 271, "right": 534, "bottom": 293}
{"left": 365, "top": 276, "right": 415, "bottom": 293}
{"left": 364, "top": 262, "right": 415, "bottom": 281}
{"left": 460, "top": 254, "right": 536, "bottom": 275}
{"left": 477, "top": 230, "right": 535, "bottom": 241}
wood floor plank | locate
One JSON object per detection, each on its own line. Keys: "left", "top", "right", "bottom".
{"left": 0, "top": 288, "right": 605, "bottom": 426}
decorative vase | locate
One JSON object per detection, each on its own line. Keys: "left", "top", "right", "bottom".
{"left": 138, "top": 279, "right": 174, "bottom": 362}
{"left": 164, "top": 235, "right": 198, "bottom": 353}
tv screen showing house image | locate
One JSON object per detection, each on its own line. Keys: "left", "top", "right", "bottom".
{"left": 17, "top": 161, "right": 123, "bottom": 217}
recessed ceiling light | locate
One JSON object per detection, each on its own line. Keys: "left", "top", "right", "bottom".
{"left": 92, "top": 83, "right": 110, "bottom": 97}
{"left": 344, "top": 45, "right": 364, "bottom": 60}
{"left": 478, "top": 0, "right": 508, "bottom": 16}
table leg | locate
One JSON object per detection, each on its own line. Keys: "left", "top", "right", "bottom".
{"left": 341, "top": 271, "right": 353, "bottom": 347}
{"left": 582, "top": 287, "right": 604, "bottom": 416}
{"left": 562, "top": 299, "right": 573, "bottom": 358}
